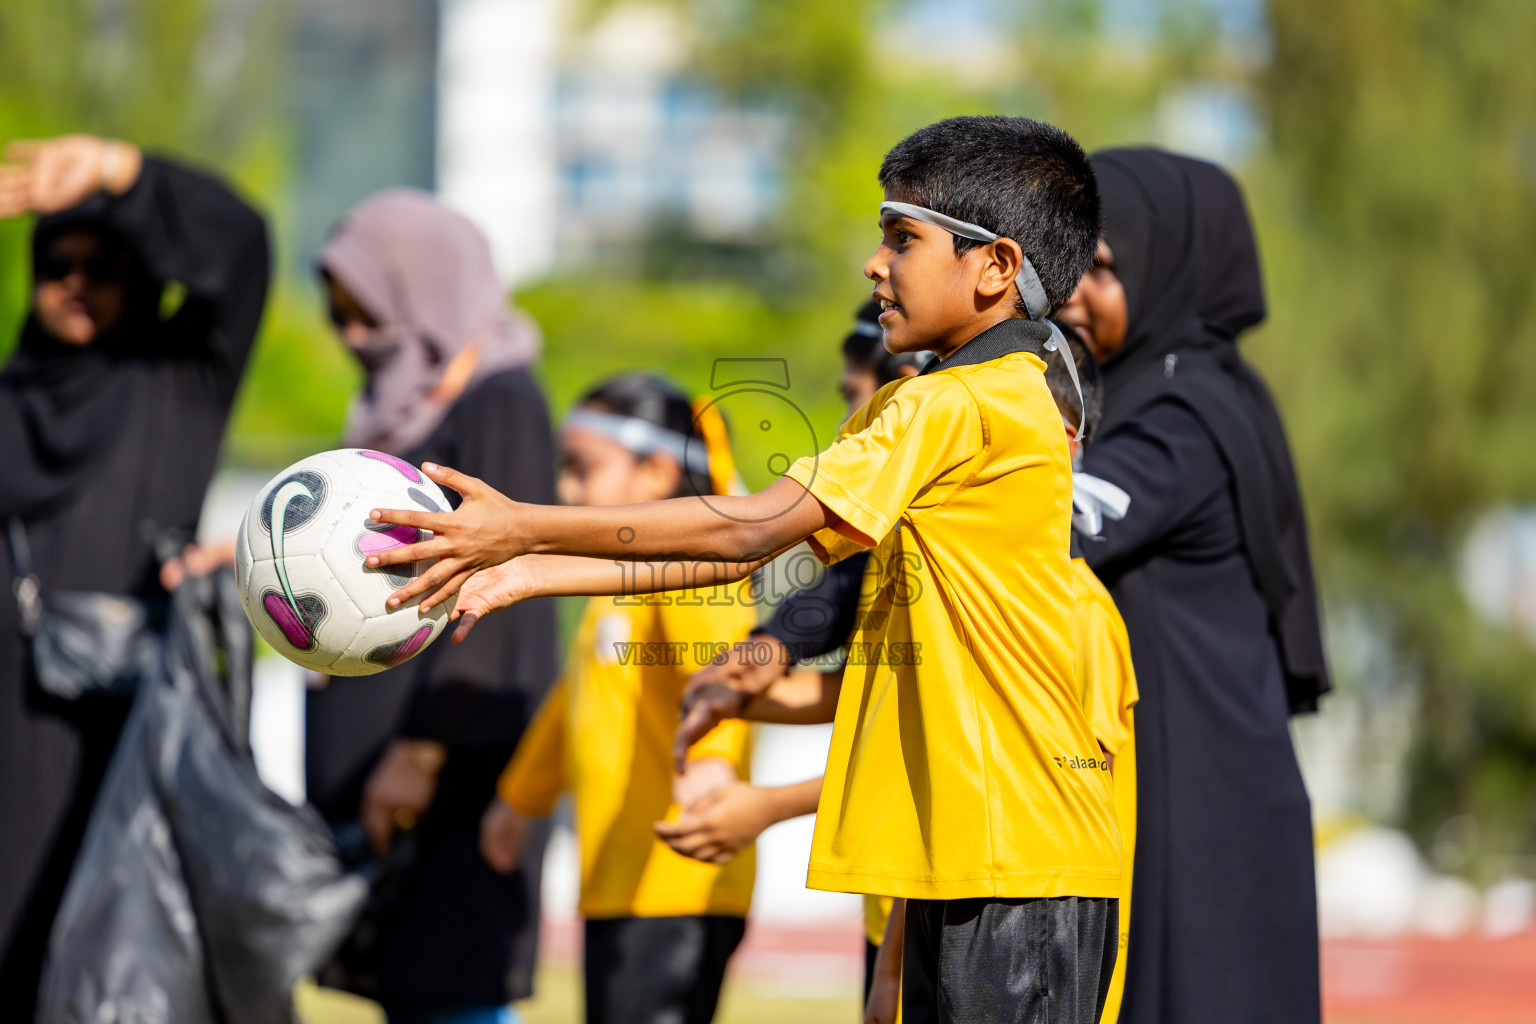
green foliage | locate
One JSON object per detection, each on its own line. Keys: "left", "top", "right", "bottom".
{"left": 1259, "top": 0, "right": 1536, "bottom": 863}
{"left": 519, "top": 279, "right": 849, "bottom": 491}
{"left": 225, "top": 287, "right": 359, "bottom": 465}
{"left": 0, "top": 0, "right": 296, "bottom": 394}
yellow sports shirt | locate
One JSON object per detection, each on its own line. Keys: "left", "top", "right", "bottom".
{"left": 1071, "top": 557, "right": 1138, "bottom": 758}
{"left": 1071, "top": 556, "right": 1139, "bottom": 1023}
{"left": 497, "top": 591, "right": 756, "bottom": 919}
{"left": 861, "top": 560, "right": 1139, "bottom": 937}
{"left": 783, "top": 351, "right": 1121, "bottom": 901}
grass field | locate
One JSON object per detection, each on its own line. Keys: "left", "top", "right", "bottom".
{"left": 294, "top": 974, "right": 1512, "bottom": 1024}
{"left": 295, "top": 930, "right": 1536, "bottom": 1024}
{"left": 296, "top": 969, "right": 863, "bottom": 1024}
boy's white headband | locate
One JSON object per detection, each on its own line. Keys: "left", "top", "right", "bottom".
{"left": 564, "top": 409, "right": 712, "bottom": 475}
{"left": 881, "top": 200, "right": 1051, "bottom": 319}
{"left": 880, "top": 200, "right": 1088, "bottom": 440}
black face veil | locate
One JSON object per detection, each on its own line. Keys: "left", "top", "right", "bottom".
{"left": 1089, "top": 147, "right": 1330, "bottom": 712}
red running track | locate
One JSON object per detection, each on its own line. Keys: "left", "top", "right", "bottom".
{"left": 543, "top": 917, "right": 1536, "bottom": 1020}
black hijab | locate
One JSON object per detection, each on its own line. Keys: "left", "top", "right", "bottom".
{"left": 1091, "top": 147, "right": 1330, "bottom": 712}
{"left": 0, "top": 201, "right": 165, "bottom": 521}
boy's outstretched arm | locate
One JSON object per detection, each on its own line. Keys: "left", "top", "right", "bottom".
{"left": 448, "top": 546, "right": 796, "bottom": 642}
{"left": 369, "top": 465, "right": 842, "bottom": 610}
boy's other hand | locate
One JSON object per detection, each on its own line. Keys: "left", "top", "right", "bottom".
{"left": 361, "top": 739, "right": 446, "bottom": 856}
{"left": 654, "top": 782, "right": 774, "bottom": 865}
{"left": 368, "top": 463, "right": 525, "bottom": 612}
{"left": 449, "top": 558, "right": 537, "bottom": 642}
{"left": 479, "top": 797, "right": 532, "bottom": 875}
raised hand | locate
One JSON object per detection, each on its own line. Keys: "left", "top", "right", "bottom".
{"left": 0, "top": 135, "right": 142, "bottom": 219}
{"left": 368, "top": 462, "right": 527, "bottom": 612}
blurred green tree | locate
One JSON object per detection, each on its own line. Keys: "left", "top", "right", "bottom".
{"left": 1259, "top": 0, "right": 1536, "bottom": 868}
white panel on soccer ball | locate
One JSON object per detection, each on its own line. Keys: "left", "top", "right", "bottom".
{"left": 317, "top": 494, "right": 416, "bottom": 618}
{"left": 338, "top": 449, "right": 454, "bottom": 513}
{"left": 242, "top": 553, "right": 362, "bottom": 673}
{"left": 328, "top": 599, "right": 453, "bottom": 677}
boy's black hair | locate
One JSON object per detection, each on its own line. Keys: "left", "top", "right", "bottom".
{"left": 840, "top": 299, "right": 928, "bottom": 385}
{"left": 878, "top": 116, "right": 1099, "bottom": 313}
{"left": 579, "top": 373, "right": 715, "bottom": 497}
{"left": 1044, "top": 320, "right": 1102, "bottom": 439}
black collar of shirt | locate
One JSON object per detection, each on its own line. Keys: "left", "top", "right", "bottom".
{"left": 919, "top": 317, "right": 1051, "bottom": 375}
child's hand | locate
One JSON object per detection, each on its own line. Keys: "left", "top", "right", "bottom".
{"left": 367, "top": 463, "right": 526, "bottom": 612}
{"left": 673, "top": 635, "right": 792, "bottom": 770}
{"left": 653, "top": 782, "right": 774, "bottom": 865}
{"left": 479, "top": 797, "right": 532, "bottom": 875}
{"left": 672, "top": 756, "right": 738, "bottom": 810}
{"left": 448, "top": 558, "right": 538, "bottom": 643}
{"left": 674, "top": 681, "right": 750, "bottom": 773}
{"left": 159, "top": 538, "right": 238, "bottom": 591}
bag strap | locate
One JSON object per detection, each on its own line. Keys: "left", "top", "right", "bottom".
{"left": 7, "top": 518, "right": 42, "bottom": 636}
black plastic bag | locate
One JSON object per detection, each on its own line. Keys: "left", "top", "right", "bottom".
{"left": 37, "top": 570, "right": 370, "bottom": 1024}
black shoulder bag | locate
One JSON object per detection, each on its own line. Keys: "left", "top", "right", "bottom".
{"left": 8, "top": 517, "right": 164, "bottom": 700}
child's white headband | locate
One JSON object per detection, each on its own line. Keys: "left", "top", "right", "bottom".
{"left": 879, "top": 200, "right": 1088, "bottom": 440}
{"left": 564, "top": 408, "right": 712, "bottom": 476}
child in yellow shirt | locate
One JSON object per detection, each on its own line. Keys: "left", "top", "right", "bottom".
{"left": 370, "top": 116, "right": 1117, "bottom": 1024}
{"left": 1051, "top": 327, "right": 1139, "bottom": 1024}
{"left": 477, "top": 375, "right": 756, "bottom": 1024}
{"left": 662, "top": 326, "right": 1138, "bottom": 1024}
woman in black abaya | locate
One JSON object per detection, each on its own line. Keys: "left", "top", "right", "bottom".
{"left": 0, "top": 134, "right": 268, "bottom": 1015}
{"left": 1059, "top": 149, "right": 1329, "bottom": 1024}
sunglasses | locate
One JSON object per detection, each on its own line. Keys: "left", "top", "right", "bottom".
{"left": 37, "top": 254, "right": 128, "bottom": 284}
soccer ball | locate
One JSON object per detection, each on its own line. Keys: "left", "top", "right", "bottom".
{"left": 235, "top": 449, "right": 458, "bottom": 676}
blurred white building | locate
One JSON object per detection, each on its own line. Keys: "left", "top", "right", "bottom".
{"left": 293, "top": 0, "right": 788, "bottom": 283}
{"left": 1461, "top": 505, "right": 1536, "bottom": 646}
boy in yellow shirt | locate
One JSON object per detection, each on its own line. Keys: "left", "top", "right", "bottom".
{"left": 368, "top": 116, "right": 1118, "bottom": 1023}
{"left": 663, "top": 327, "right": 1139, "bottom": 1024}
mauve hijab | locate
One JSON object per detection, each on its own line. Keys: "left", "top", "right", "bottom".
{"left": 318, "top": 189, "right": 540, "bottom": 454}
